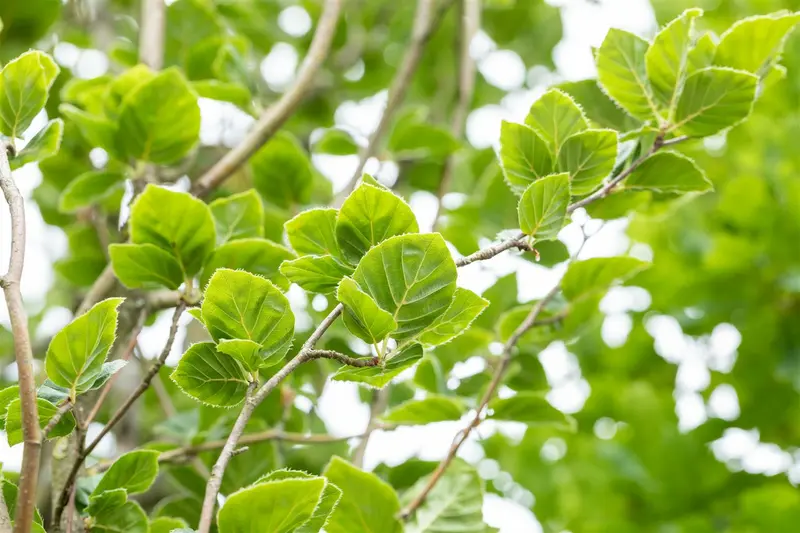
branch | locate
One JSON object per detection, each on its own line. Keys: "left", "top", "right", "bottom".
{"left": 307, "top": 349, "right": 379, "bottom": 367}
{"left": 53, "top": 303, "right": 185, "bottom": 526}
{"left": 0, "top": 141, "right": 41, "bottom": 533}
{"left": 191, "top": 0, "right": 342, "bottom": 198}
{"left": 139, "top": 0, "right": 166, "bottom": 70}
{"left": 42, "top": 400, "right": 74, "bottom": 438}
{"left": 399, "top": 283, "right": 561, "bottom": 519}
{"left": 351, "top": 388, "right": 389, "bottom": 468}
{"left": 455, "top": 232, "right": 529, "bottom": 266}
{"left": 338, "top": 0, "right": 454, "bottom": 198}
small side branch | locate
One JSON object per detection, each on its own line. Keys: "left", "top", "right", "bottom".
{"left": 42, "top": 400, "right": 74, "bottom": 438}
{"left": 307, "top": 349, "right": 379, "bottom": 367}
{"left": 455, "top": 233, "right": 530, "bottom": 266}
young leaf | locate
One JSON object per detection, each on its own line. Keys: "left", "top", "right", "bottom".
{"left": 557, "top": 129, "right": 618, "bottom": 195}
{"left": 45, "top": 297, "right": 124, "bottom": 396}
{"left": 686, "top": 33, "right": 717, "bottom": 74}
{"left": 93, "top": 450, "right": 160, "bottom": 496}
{"left": 251, "top": 132, "right": 314, "bottom": 209}
{"left": 352, "top": 233, "right": 457, "bottom": 340}
{"left": 59, "top": 170, "right": 127, "bottom": 213}
{"left": 714, "top": 12, "right": 800, "bottom": 76}
{"left": 91, "top": 500, "right": 149, "bottom": 533}
{"left": 524, "top": 89, "right": 589, "bottom": 153}
{"left": 488, "top": 392, "right": 576, "bottom": 431}
{"left": 88, "top": 360, "right": 128, "bottom": 391}
{"left": 110, "top": 243, "right": 185, "bottom": 290}
{"left": 404, "top": 460, "right": 486, "bottom": 533}
{"left": 562, "top": 257, "right": 649, "bottom": 302}
{"left": 312, "top": 128, "right": 359, "bottom": 155}
{"left": 498, "top": 121, "right": 554, "bottom": 194}
{"left": 338, "top": 277, "right": 398, "bottom": 345}
{"left": 381, "top": 395, "right": 465, "bottom": 425}
{"left": 192, "top": 80, "right": 252, "bottom": 111}
{"left": 5, "top": 398, "right": 75, "bottom": 445}
{"left": 333, "top": 342, "right": 423, "bottom": 389}
{"left": 10, "top": 118, "right": 63, "bottom": 170}
{"left": 150, "top": 517, "right": 189, "bottom": 533}
{"left": 59, "top": 104, "right": 117, "bottom": 153}
{"left": 673, "top": 67, "right": 758, "bottom": 137}
{"left": 217, "top": 339, "right": 264, "bottom": 372}
{"left": 596, "top": 29, "right": 658, "bottom": 121}
{"left": 253, "top": 470, "right": 343, "bottom": 533}
{"left": 323, "top": 457, "right": 403, "bottom": 533}
{"left": 279, "top": 255, "right": 354, "bottom": 294}
{"left": 0, "top": 51, "right": 60, "bottom": 137}
{"left": 645, "top": 8, "right": 703, "bottom": 113}
{"left": 209, "top": 189, "right": 264, "bottom": 245}
{"left": 217, "top": 478, "right": 327, "bottom": 533}
{"left": 285, "top": 208, "right": 341, "bottom": 257}
{"left": 624, "top": 151, "right": 712, "bottom": 193}
{"left": 129, "top": 184, "right": 216, "bottom": 278}
{"left": 86, "top": 489, "right": 127, "bottom": 517}
{"left": 201, "top": 269, "right": 295, "bottom": 361}
{"left": 170, "top": 342, "right": 250, "bottom": 407}
{"left": 335, "top": 183, "right": 419, "bottom": 265}
{"left": 419, "top": 288, "right": 489, "bottom": 347}
{"left": 200, "top": 238, "right": 295, "bottom": 290}
{"left": 517, "top": 172, "right": 570, "bottom": 241}
{"left": 115, "top": 67, "right": 201, "bottom": 164}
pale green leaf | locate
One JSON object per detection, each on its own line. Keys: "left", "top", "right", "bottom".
{"left": 557, "top": 129, "right": 618, "bottom": 195}
{"left": 517, "top": 172, "right": 570, "bottom": 240}
{"left": 382, "top": 395, "right": 465, "bottom": 425}
{"left": 596, "top": 29, "right": 658, "bottom": 121}
{"left": 59, "top": 104, "right": 117, "bottom": 153}
{"left": 285, "top": 208, "right": 341, "bottom": 258}
{"left": 86, "top": 489, "right": 127, "bottom": 517}
{"left": 336, "top": 183, "right": 419, "bottom": 265}
{"left": 312, "top": 128, "right": 359, "bottom": 155}
{"left": 254, "top": 470, "right": 343, "bottom": 533}
{"left": 45, "top": 298, "right": 124, "bottom": 395}
{"left": 10, "top": 118, "right": 63, "bottom": 170}
{"left": 93, "top": 450, "right": 160, "bottom": 496}
{"left": 488, "top": 392, "right": 577, "bottom": 431}
{"left": 686, "top": 33, "right": 716, "bottom": 74}
{"left": 209, "top": 189, "right": 264, "bottom": 245}
{"left": 200, "top": 238, "right": 295, "bottom": 290}
{"left": 110, "top": 243, "right": 184, "bottom": 290}
{"left": 715, "top": 12, "right": 800, "bottom": 76}
{"left": 88, "top": 360, "right": 128, "bottom": 391}
{"left": 624, "top": 151, "right": 712, "bottom": 193}
{"left": 419, "top": 288, "right": 489, "bottom": 347}
{"left": 251, "top": 132, "right": 314, "bottom": 209}
{"left": 150, "top": 517, "right": 189, "bottom": 533}
{"left": 192, "top": 79, "right": 252, "bottom": 111}
{"left": 217, "top": 478, "right": 327, "bottom": 533}
{"left": 5, "top": 398, "right": 75, "bottom": 445}
{"left": 498, "top": 121, "right": 554, "bottom": 194}
{"left": 562, "top": 257, "right": 649, "bottom": 301}
{"left": 524, "top": 89, "right": 589, "bottom": 153}
{"left": 279, "top": 255, "right": 354, "bottom": 294}
{"left": 0, "top": 51, "right": 60, "bottom": 137}
{"left": 59, "top": 170, "right": 126, "bottom": 213}
{"left": 673, "top": 67, "right": 758, "bottom": 137}
{"left": 333, "top": 343, "right": 423, "bottom": 389}
{"left": 91, "top": 500, "right": 148, "bottom": 533}
{"left": 323, "top": 457, "right": 403, "bottom": 533}
{"left": 217, "top": 339, "right": 264, "bottom": 372}
{"left": 352, "top": 233, "right": 457, "bottom": 340}
{"left": 337, "top": 277, "right": 397, "bottom": 345}
{"left": 170, "top": 342, "right": 250, "bottom": 407}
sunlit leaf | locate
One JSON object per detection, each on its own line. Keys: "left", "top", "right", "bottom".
{"left": 209, "top": 189, "right": 264, "bottom": 245}
{"left": 596, "top": 29, "right": 657, "bottom": 121}
{"left": 498, "top": 121, "right": 554, "bottom": 194}
{"left": 338, "top": 276, "right": 397, "bottom": 345}
{"left": 673, "top": 67, "right": 757, "bottom": 137}
{"left": 517, "top": 172, "right": 570, "bottom": 240}
{"left": 170, "top": 342, "right": 250, "bottom": 407}
{"left": 525, "top": 89, "right": 589, "bottom": 153}
{"left": 419, "top": 288, "right": 489, "bottom": 347}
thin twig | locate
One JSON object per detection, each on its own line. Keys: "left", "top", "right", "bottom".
{"left": 54, "top": 303, "right": 185, "bottom": 526}
{"left": 352, "top": 388, "right": 389, "bottom": 468}
{"left": 0, "top": 141, "right": 41, "bottom": 533}
{"left": 191, "top": 0, "right": 342, "bottom": 198}
{"left": 433, "top": 0, "right": 480, "bottom": 229}
{"left": 455, "top": 233, "right": 529, "bottom": 267}
{"left": 307, "top": 349, "right": 380, "bottom": 367}
{"left": 338, "top": 0, "right": 454, "bottom": 199}
{"left": 139, "top": 0, "right": 166, "bottom": 70}
{"left": 399, "top": 283, "right": 561, "bottom": 519}
{"left": 42, "top": 400, "right": 74, "bottom": 438}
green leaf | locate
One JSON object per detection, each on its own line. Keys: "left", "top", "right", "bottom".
{"left": 45, "top": 298, "right": 124, "bottom": 396}
{"left": 217, "top": 339, "right": 264, "bottom": 373}
{"left": 312, "top": 128, "right": 359, "bottom": 155}
{"left": 93, "top": 450, "right": 160, "bottom": 496}
{"left": 389, "top": 122, "right": 460, "bottom": 159}
{"left": 115, "top": 68, "right": 200, "bottom": 164}
{"left": 91, "top": 500, "right": 148, "bottom": 533}
{"left": 557, "top": 129, "right": 618, "bottom": 195}
{"left": 285, "top": 208, "right": 341, "bottom": 258}
{"left": 323, "top": 457, "right": 403, "bottom": 533}
{"left": 254, "top": 470, "right": 343, "bottom": 533}
{"left": 686, "top": 33, "right": 716, "bottom": 74}
{"left": 86, "top": 489, "right": 127, "bottom": 517}
{"left": 596, "top": 29, "right": 658, "bottom": 121}
{"left": 129, "top": 184, "right": 216, "bottom": 278}
{"left": 352, "top": 233, "right": 457, "bottom": 340}
{"left": 404, "top": 460, "right": 486, "bottom": 533}
{"left": 202, "top": 269, "right": 294, "bottom": 362}
{"left": 381, "top": 395, "right": 465, "bottom": 425}
{"left": 562, "top": 257, "right": 649, "bottom": 301}
{"left": 150, "top": 517, "right": 189, "bottom": 533}
{"left": 5, "top": 398, "right": 75, "bottom": 445}
{"left": 336, "top": 183, "right": 419, "bottom": 265}
{"left": 251, "top": 132, "right": 314, "bottom": 209}
{"left": 170, "top": 342, "right": 250, "bottom": 407}
{"left": 524, "top": 89, "right": 589, "bottom": 153}
{"left": 645, "top": 8, "right": 703, "bottom": 113}
{"left": 337, "top": 276, "right": 398, "bottom": 345}
{"left": 673, "top": 67, "right": 758, "bottom": 137}
{"left": 209, "top": 190, "right": 264, "bottom": 245}
{"left": 88, "top": 360, "right": 128, "bottom": 391}
{"left": 192, "top": 79, "right": 252, "bottom": 111}
{"left": 715, "top": 12, "right": 800, "bottom": 76}
{"left": 59, "top": 104, "right": 117, "bottom": 152}
{"left": 10, "top": 118, "right": 63, "bottom": 170}
{"left": 333, "top": 343, "right": 423, "bottom": 389}
{"left": 517, "top": 172, "right": 570, "bottom": 240}
{"left": 624, "top": 151, "right": 712, "bottom": 193}
{"left": 419, "top": 288, "right": 489, "bottom": 347}
{"left": 217, "top": 478, "right": 327, "bottom": 533}
{"left": 59, "top": 170, "right": 127, "bottom": 213}
{"left": 498, "top": 121, "right": 554, "bottom": 194}
{"left": 109, "top": 243, "right": 185, "bottom": 290}
{"left": 0, "top": 50, "right": 60, "bottom": 137}
{"left": 200, "top": 238, "right": 295, "bottom": 290}
{"left": 488, "top": 392, "right": 576, "bottom": 431}
{"left": 279, "top": 255, "right": 354, "bottom": 294}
